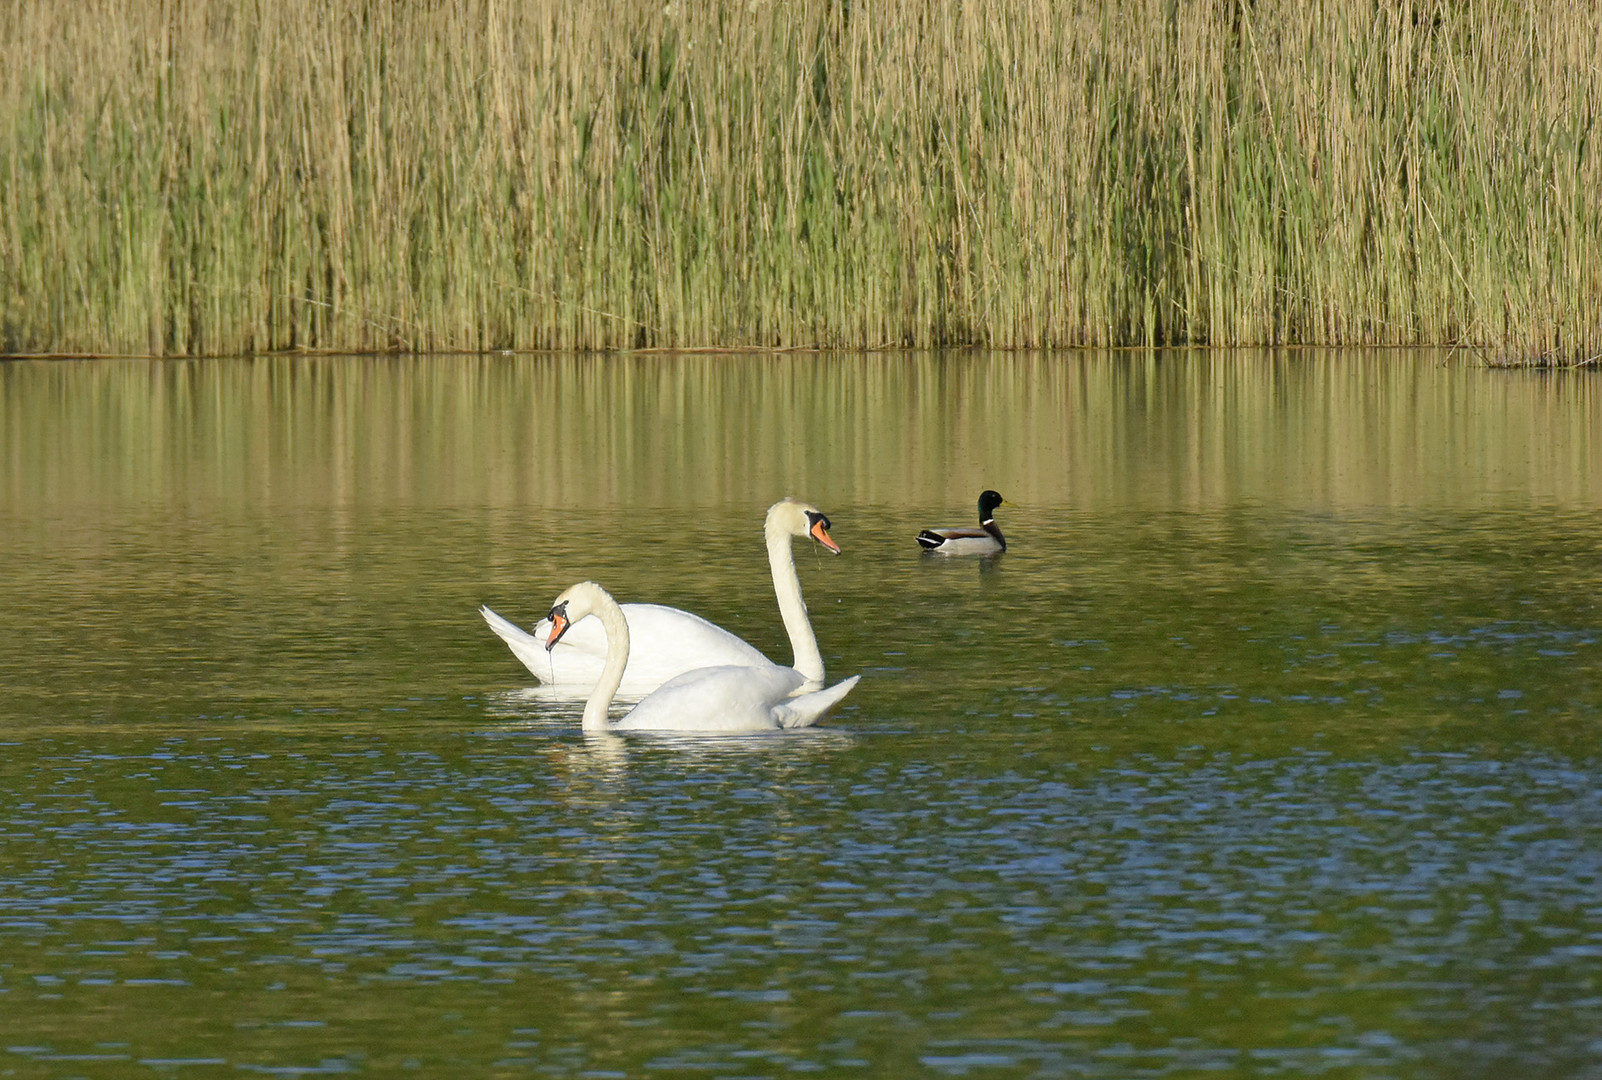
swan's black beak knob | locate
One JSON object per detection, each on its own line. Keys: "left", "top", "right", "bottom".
{"left": 545, "top": 601, "right": 572, "bottom": 651}
{"left": 806, "top": 512, "right": 841, "bottom": 554}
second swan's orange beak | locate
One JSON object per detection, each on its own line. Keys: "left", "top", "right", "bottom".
{"left": 545, "top": 612, "right": 571, "bottom": 651}
{"left": 811, "top": 519, "right": 842, "bottom": 554}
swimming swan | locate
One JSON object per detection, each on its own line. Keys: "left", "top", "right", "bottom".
{"left": 546, "top": 581, "right": 860, "bottom": 733}
{"left": 916, "top": 490, "right": 1007, "bottom": 555}
{"left": 481, "top": 499, "right": 840, "bottom": 694}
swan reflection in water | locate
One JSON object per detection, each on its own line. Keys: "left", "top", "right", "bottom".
{"left": 484, "top": 688, "right": 859, "bottom": 780}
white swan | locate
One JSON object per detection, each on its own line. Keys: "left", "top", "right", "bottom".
{"left": 916, "top": 490, "right": 1008, "bottom": 555}
{"left": 480, "top": 498, "right": 840, "bottom": 694}
{"left": 546, "top": 582, "right": 860, "bottom": 733}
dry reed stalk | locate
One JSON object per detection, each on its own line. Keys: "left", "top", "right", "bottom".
{"left": 1, "top": 0, "right": 1599, "bottom": 356}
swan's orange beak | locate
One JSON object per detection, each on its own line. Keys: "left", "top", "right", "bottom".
{"left": 545, "top": 612, "right": 571, "bottom": 651}
{"left": 810, "top": 519, "right": 841, "bottom": 554}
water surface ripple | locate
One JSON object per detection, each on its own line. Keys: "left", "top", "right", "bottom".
{"left": 1, "top": 352, "right": 1599, "bottom": 1077}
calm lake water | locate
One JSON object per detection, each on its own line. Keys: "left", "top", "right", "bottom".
{"left": 1, "top": 351, "right": 1599, "bottom": 1077}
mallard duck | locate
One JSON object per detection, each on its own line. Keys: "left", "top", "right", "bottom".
{"left": 916, "top": 490, "right": 1007, "bottom": 555}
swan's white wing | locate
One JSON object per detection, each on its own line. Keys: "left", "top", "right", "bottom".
{"left": 772, "top": 675, "right": 860, "bottom": 729}
{"left": 617, "top": 664, "right": 807, "bottom": 732}
{"left": 485, "top": 602, "right": 775, "bottom": 693}
{"left": 624, "top": 604, "right": 770, "bottom": 666}
{"left": 480, "top": 605, "right": 560, "bottom": 680}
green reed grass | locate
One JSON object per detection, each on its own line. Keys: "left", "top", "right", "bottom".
{"left": 2, "top": 0, "right": 1600, "bottom": 356}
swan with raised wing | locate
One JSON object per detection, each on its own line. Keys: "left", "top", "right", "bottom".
{"left": 481, "top": 498, "right": 840, "bottom": 694}
{"left": 545, "top": 581, "right": 860, "bottom": 733}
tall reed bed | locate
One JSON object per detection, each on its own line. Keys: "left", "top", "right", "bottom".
{"left": 2, "top": 0, "right": 1599, "bottom": 355}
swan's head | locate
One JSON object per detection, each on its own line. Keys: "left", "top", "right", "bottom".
{"left": 978, "top": 490, "right": 1006, "bottom": 522}
{"left": 544, "top": 581, "right": 612, "bottom": 651}
{"left": 767, "top": 498, "right": 841, "bottom": 554}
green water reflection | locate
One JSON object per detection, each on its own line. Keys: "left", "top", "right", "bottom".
{"left": 5, "top": 350, "right": 1598, "bottom": 512}
{"left": 0, "top": 351, "right": 1599, "bottom": 1077}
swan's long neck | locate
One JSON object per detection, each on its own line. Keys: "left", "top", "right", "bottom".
{"left": 767, "top": 520, "right": 824, "bottom": 685}
{"left": 582, "top": 589, "right": 631, "bottom": 733}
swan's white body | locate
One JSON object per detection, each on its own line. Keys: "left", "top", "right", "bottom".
{"left": 481, "top": 499, "right": 838, "bottom": 695}
{"left": 480, "top": 602, "right": 769, "bottom": 694}
{"left": 547, "top": 582, "right": 860, "bottom": 733}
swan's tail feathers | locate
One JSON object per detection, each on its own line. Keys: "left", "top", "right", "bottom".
{"left": 479, "top": 604, "right": 553, "bottom": 681}
{"left": 480, "top": 604, "right": 521, "bottom": 639}
{"left": 774, "top": 675, "right": 860, "bottom": 729}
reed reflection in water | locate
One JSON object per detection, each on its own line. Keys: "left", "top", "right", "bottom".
{"left": 5, "top": 349, "right": 1598, "bottom": 514}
